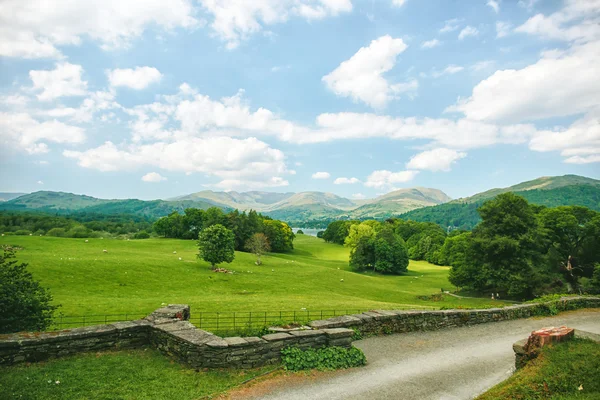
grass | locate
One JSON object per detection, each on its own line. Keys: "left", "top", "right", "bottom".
{"left": 0, "top": 349, "right": 276, "bottom": 400}
{"left": 0, "top": 234, "right": 506, "bottom": 318}
{"left": 477, "top": 338, "right": 600, "bottom": 400}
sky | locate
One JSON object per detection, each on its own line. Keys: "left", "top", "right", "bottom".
{"left": 0, "top": 0, "right": 599, "bottom": 201}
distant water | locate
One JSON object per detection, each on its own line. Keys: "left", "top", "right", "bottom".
{"left": 291, "top": 228, "right": 320, "bottom": 237}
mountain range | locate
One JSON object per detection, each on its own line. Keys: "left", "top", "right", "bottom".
{"left": 0, "top": 175, "right": 598, "bottom": 226}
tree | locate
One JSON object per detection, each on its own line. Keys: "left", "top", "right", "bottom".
{"left": 197, "top": 224, "right": 235, "bottom": 269}
{"left": 263, "top": 220, "right": 294, "bottom": 252}
{"left": 0, "top": 248, "right": 59, "bottom": 333}
{"left": 345, "top": 221, "right": 378, "bottom": 248}
{"left": 349, "top": 226, "right": 408, "bottom": 274}
{"left": 245, "top": 233, "right": 271, "bottom": 265}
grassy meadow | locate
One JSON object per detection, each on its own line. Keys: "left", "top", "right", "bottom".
{"left": 1, "top": 234, "right": 505, "bottom": 318}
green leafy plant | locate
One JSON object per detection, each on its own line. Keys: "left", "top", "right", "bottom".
{"left": 281, "top": 346, "right": 366, "bottom": 371}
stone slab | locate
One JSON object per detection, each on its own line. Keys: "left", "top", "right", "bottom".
{"left": 262, "top": 333, "right": 295, "bottom": 342}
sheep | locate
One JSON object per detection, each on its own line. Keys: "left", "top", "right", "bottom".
{"left": 103, "top": 249, "right": 108, "bottom": 253}
{"left": 340, "top": 279, "right": 344, "bottom": 282}
{"left": 173, "top": 251, "right": 177, "bottom": 254}
{"left": 178, "top": 257, "right": 182, "bottom": 261}
{"left": 85, "top": 240, "right": 89, "bottom": 243}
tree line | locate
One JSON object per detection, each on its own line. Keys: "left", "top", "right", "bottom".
{"left": 153, "top": 207, "right": 294, "bottom": 253}
{"left": 321, "top": 193, "right": 600, "bottom": 299}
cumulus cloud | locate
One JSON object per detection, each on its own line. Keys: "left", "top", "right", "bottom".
{"left": 0, "top": 112, "right": 85, "bottom": 154}
{"left": 458, "top": 26, "right": 479, "bottom": 40}
{"left": 198, "top": 0, "right": 352, "bottom": 49}
{"left": 0, "top": 0, "right": 200, "bottom": 58}
{"left": 334, "top": 177, "right": 360, "bottom": 184}
{"left": 142, "top": 172, "right": 167, "bottom": 182}
{"left": 311, "top": 171, "right": 331, "bottom": 179}
{"left": 364, "top": 170, "right": 418, "bottom": 188}
{"left": 63, "top": 137, "right": 291, "bottom": 190}
{"left": 447, "top": 41, "right": 600, "bottom": 123}
{"left": 391, "top": 0, "right": 406, "bottom": 7}
{"left": 29, "top": 63, "right": 87, "bottom": 101}
{"left": 322, "top": 35, "right": 412, "bottom": 108}
{"left": 421, "top": 39, "right": 441, "bottom": 49}
{"left": 108, "top": 67, "right": 162, "bottom": 90}
{"left": 439, "top": 19, "right": 461, "bottom": 33}
{"left": 406, "top": 148, "right": 466, "bottom": 171}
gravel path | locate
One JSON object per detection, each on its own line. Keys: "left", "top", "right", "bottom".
{"left": 247, "top": 309, "right": 600, "bottom": 400}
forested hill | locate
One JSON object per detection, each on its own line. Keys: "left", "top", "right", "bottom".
{"left": 400, "top": 184, "right": 600, "bottom": 230}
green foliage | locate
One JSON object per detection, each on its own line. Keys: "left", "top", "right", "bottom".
{"left": 322, "top": 220, "right": 359, "bottom": 245}
{"left": 477, "top": 339, "right": 600, "bottom": 400}
{"left": 262, "top": 220, "right": 294, "bottom": 252}
{"left": 0, "top": 247, "right": 59, "bottom": 333}
{"left": 349, "top": 225, "right": 409, "bottom": 274}
{"left": 14, "top": 229, "right": 32, "bottom": 235}
{"left": 296, "top": 229, "right": 304, "bottom": 234}
{"left": 197, "top": 224, "right": 235, "bottom": 269}
{"left": 46, "top": 227, "right": 67, "bottom": 237}
{"left": 133, "top": 231, "right": 150, "bottom": 239}
{"left": 281, "top": 346, "right": 366, "bottom": 371}
{"left": 316, "top": 230, "right": 324, "bottom": 239}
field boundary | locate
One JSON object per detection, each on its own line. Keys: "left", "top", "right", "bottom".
{"left": 1, "top": 296, "right": 598, "bottom": 369}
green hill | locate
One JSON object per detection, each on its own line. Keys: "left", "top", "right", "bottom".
{"left": 0, "top": 192, "right": 27, "bottom": 202}
{"left": 401, "top": 184, "right": 600, "bottom": 230}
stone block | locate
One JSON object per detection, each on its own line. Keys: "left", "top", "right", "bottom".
{"left": 289, "top": 329, "right": 324, "bottom": 338}
{"left": 322, "top": 328, "right": 353, "bottom": 339}
{"left": 205, "top": 338, "right": 229, "bottom": 348}
{"left": 262, "top": 333, "right": 295, "bottom": 342}
{"left": 224, "top": 337, "right": 250, "bottom": 347}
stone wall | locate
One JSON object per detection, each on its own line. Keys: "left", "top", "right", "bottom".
{"left": 0, "top": 304, "right": 353, "bottom": 368}
{"left": 308, "top": 297, "right": 600, "bottom": 336}
{"left": 1, "top": 296, "right": 598, "bottom": 369}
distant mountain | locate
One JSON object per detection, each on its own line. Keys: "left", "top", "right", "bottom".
{"left": 0, "top": 191, "right": 219, "bottom": 219}
{"left": 401, "top": 175, "right": 600, "bottom": 230}
{"left": 456, "top": 175, "right": 600, "bottom": 203}
{"left": 0, "top": 192, "right": 27, "bottom": 202}
{"left": 171, "top": 190, "right": 294, "bottom": 209}
{"left": 341, "top": 188, "right": 452, "bottom": 219}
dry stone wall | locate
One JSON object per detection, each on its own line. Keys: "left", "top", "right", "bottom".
{"left": 1, "top": 297, "right": 598, "bottom": 369}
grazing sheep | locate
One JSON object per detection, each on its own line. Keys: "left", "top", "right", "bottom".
{"left": 103, "top": 249, "right": 108, "bottom": 253}
{"left": 85, "top": 240, "right": 89, "bottom": 243}
{"left": 178, "top": 257, "right": 182, "bottom": 261}
{"left": 340, "top": 279, "right": 344, "bottom": 282}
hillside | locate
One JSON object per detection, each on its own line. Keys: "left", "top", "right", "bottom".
{"left": 401, "top": 184, "right": 600, "bottom": 230}
{"left": 171, "top": 190, "right": 294, "bottom": 209}
{"left": 0, "top": 192, "right": 26, "bottom": 202}
{"left": 342, "top": 188, "right": 452, "bottom": 219}
{"left": 457, "top": 174, "right": 600, "bottom": 203}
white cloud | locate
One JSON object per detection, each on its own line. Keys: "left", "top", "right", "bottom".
{"left": 311, "top": 171, "right": 331, "bottom": 179}
{"left": 63, "top": 137, "right": 291, "bottom": 190}
{"left": 322, "top": 35, "right": 411, "bottom": 108}
{"left": 515, "top": 0, "right": 600, "bottom": 43}
{"left": 496, "top": 21, "right": 512, "bottom": 38}
{"left": 334, "top": 177, "right": 360, "bottom": 184}
{"left": 487, "top": 0, "right": 500, "bottom": 13}
{"left": 406, "top": 148, "right": 466, "bottom": 171}
{"left": 458, "top": 26, "right": 479, "bottom": 40}
{"left": 432, "top": 65, "right": 464, "bottom": 78}
{"left": 365, "top": 170, "right": 418, "bottom": 188}
{"left": 42, "top": 90, "right": 120, "bottom": 123}
{"left": 518, "top": 0, "right": 539, "bottom": 12}
{"left": 351, "top": 193, "right": 366, "bottom": 199}
{"left": 198, "top": 0, "right": 352, "bottom": 49}
{"left": 37, "top": 180, "right": 43, "bottom": 185}
{"left": 142, "top": 172, "right": 167, "bottom": 182}
{"left": 0, "top": 0, "right": 200, "bottom": 58}
{"left": 447, "top": 40, "right": 600, "bottom": 123}
{"left": 440, "top": 19, "right": 461, "bottom": 33}
{"left": 421, "top": 39, "right": 441, "bottom": 49}
{"left": 29, "top": 63, "right": 87, "bottom": 101}
{"left": 0, "top": 112, "right": 85, "bottom": 154}
{"left": 107, "top": 67, "right": 162, "bottom": 90}
{"left": 391, "top": 0, "right": 406, "bottom": 7}
{"left": 471, "top": 60, "right": 495, "bottom": 71}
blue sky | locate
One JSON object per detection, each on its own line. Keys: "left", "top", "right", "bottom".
{"left": 0, "top": 0, "right": 598, "bottom": 200}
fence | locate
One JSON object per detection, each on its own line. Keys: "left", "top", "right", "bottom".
{"left": 4, "top": 305, "right": 438, "bottom": 336}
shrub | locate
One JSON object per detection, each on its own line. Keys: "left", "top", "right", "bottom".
{"left": 133, "top": 231, "right": 151, "bottom": 239}
{"left": 68, "top": 226, "right": 91, "bottom": 238}
{"left": 0, "top": 248, "right": 59, "bottom": 333}
{"left": 281, "top": 346, "right": 366, "bottom": 371}
{"left": 296, "top": 229, "right": 304, "bottom": 235}
{"left": 46, "top": 228, "right": 67, "bottom": 237}
{"left": 14, "top": 230, "right": 32, "bottom": 236}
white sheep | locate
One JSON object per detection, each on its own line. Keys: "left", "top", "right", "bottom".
{"left": 340, "top": 279, "right": 344, "bottom": 282}
{"left": 85, "top": 240, "right": 89, "bottom": 243}
{"left": 173, "top": 251, "right": 177, "bottom": 254}
{"left": 103, "top": 249, "right": 108, "bottom": 253}
{"left": 178, "top": 257, "right": 182, "bottom": 261}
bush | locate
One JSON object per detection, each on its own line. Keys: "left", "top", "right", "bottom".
{"left": 0, "top": 248, "right": 59, "bottom": 333}
{"left": 14, "top": 230, "right": 32, "bottom": 236}
{"left": 46, "top": 228, "right": 67, "bottom": 237}
{"left": 68, "top": 226, "right": 91, "bottom": 238}
{"left": 133, "top": 231, "right": 150, "bottom": 239}
{"left": 281, "top": 346, "right": 366, "bottom": 371}
{"left": 296, "top": 229, "right": 304, "bottom": 235}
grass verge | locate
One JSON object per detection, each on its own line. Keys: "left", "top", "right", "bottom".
{"left": 0, "top": 349, "right": 276, "bottom": 400}
{"left": 477, "top": 338, "right": 600, "bottom": 400}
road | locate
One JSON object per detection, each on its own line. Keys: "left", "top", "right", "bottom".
{"left": 239, "top": 309, "right": 600, "bottom": 400}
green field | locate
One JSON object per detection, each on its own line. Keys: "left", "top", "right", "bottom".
{"left": 1, "top": 234, "right": 504, "bottom": 320}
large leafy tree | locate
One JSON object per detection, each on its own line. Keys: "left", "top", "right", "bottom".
{"left": 263, "top": 220, "right": 294, "bottom": 252}
{"left": 0, "top": 247, "right": 59, "bottom": 333}
{"left": 349, "top": 226, "right": 408, "bottom": 274}
{"left": 450, "top": 193, "right": 545, "bottom": 299}
{"left": 197, "top": 224, "right": 235, "bottom": 269}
